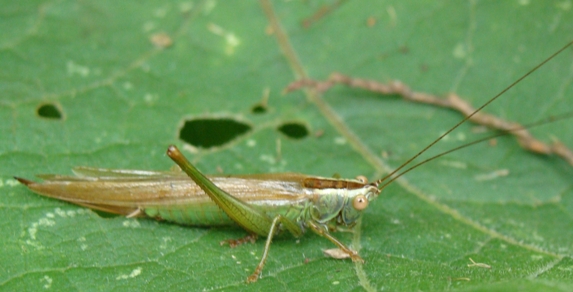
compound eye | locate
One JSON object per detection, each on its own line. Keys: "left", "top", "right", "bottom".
{"left": 352, "top": 195, "right": 369, "bottom": 211}
{"left": 355, "top": 175, "right": 368, "bottom": 183}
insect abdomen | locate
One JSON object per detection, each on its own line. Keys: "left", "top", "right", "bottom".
{"left": 143, "top": 203, "right": 235, "bottom": 226}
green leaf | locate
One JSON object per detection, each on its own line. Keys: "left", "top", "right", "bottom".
{"left": 2, "top": 1, "right": 572, "bottom": 291}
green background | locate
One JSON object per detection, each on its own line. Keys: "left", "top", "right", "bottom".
{"left": 1, "top": 1, "right": 573, "bottom": 291}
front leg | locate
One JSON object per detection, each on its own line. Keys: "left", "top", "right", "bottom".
{"left": 307, "top": 220, "right": 363, "bottom": 263}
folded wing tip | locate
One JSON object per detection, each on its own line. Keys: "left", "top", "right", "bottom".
{"left": 14, "top": 176, "right": 34, "bottom": 186}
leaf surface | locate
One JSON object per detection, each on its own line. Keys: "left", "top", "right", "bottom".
{"left": 1, "top": 1, "right": 573, "bottom": 291}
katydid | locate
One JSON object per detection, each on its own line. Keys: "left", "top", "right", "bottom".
{"left": 15, "top": 41, "right": 573, "bottom": 283}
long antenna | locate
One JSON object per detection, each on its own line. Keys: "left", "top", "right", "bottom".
{"left": 377, "top": 111, "right": 573, "bottom": 190}
{"left": 374, "top": 40, "right": 573, "bottom": 189}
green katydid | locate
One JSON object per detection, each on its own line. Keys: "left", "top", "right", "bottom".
{"left": 15, "top": 41, "right": 573, "bottom": 283}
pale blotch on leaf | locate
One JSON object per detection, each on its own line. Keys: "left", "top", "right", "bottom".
{"left": 66, "top": 61, "right": 90, "bottom": 77}
{"left": 439, "top": 160, "right": 468, "bottom": 169}
{"left": 334, "top": 137, "right": 347, "bottom": 145}
{"left": 259, "top": 154, "right": 277, "bottom": 165}
{"left": 27, "top": 207, "right": 85, "bottom": 244}
{"left": 441, "top": 131, "right": 466, "bottom": 142}
{"left": 150, "top": 32, "right": 173, "bottom": 48}
{"left": 55, "top": 207, "right": 80, "bottom": 218}
{"left": 38, "top": 218, "right": 56, "bottom": 227}
{"left": 259, "top": 154, "right": 287, "bottom": 172}
{"left": 231, "top": 254, "right": 242, "bottom": 265}
{"left": 452, "top": 43, "right": 467, "bottom": 59}
{"left": 474, "top": 169, "right": 510, "bottom": 181}
{"left": 144, "top": 93, "right": 158, "bottom": 104}
{"left": 122, "top": 220, "right": 141, "bottom": 228}
{"left": 116, "top": 267, "right": 142, "bottom": 280}
{"left": 27, "top": 212, "right": 58, "bottom": 249}
{"left": 159, "top": 237, "right": 172, "bottom": 249}
{"left": 78, "top": 236, "right": 88, "bottom": 251}
{"left": 5, "top": 178, "right": 21, "bottom": 187}
{"left": 41, "top": 275, "right": 53, "bottom": 289}
{"left": 207, "top": 23, "right": 240, "bottom": 55}
{"left": 123, "top": 82, "right": 133, "bottom": 90}
{"left": 531, "top": 255, "right": 545, "bottom": 261}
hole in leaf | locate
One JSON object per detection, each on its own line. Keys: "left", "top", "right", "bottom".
{"left": 251, "top": 104, "right": 267, "bottom": 114}
{"left": 37, "top": 103, "right": 63, "bottom": 120}
{"left": 251, "top": 88, "right": 270, "bottom": 114}
{"left": 179, "top": 118, "right": 251, "bottom": 148}
{"left": 277, "top": 122, "right": 309, "bottom": 139}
